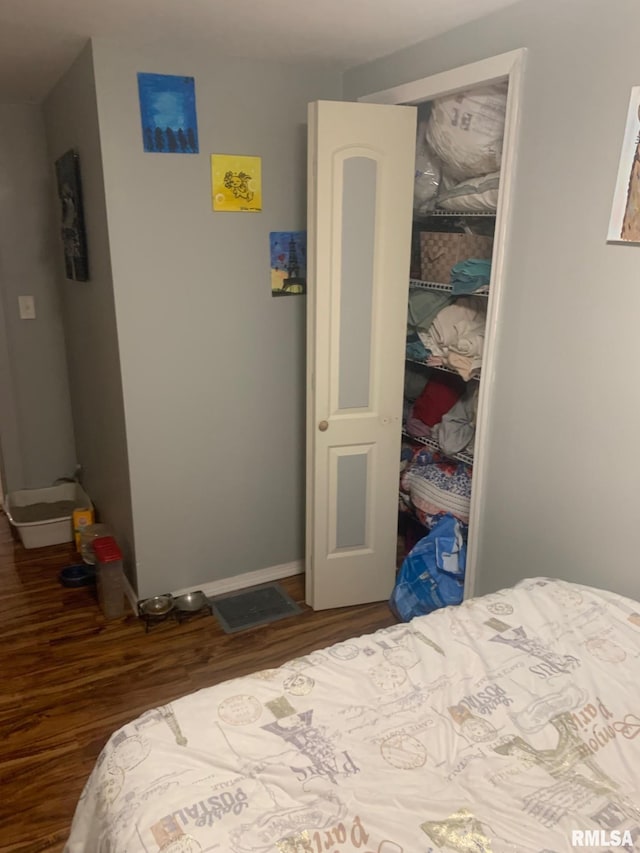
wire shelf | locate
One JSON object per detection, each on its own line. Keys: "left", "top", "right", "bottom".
{"left": 405, "top": 357, "right": 480, "bottom": 380}
{"left": 402, "top": 430, "right": 474, "bottom": 466}
{"left": 409, "top": 278, "right": 489, "bottom": 295}
{"left": 415, "top": 210, "right": 497, "bottom": 218}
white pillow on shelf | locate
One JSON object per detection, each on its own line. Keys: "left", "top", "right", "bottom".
{"left": 426, "top": 84, "right": 507, "bottom": 182}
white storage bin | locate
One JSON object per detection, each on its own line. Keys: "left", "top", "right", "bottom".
{"left": 5, "top": 483, "right": 93, "bottom": 549}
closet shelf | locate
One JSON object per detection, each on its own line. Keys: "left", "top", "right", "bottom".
{"left": 402, "top": 429, "right": 475, "bottom": 466}
{"left": 405, "top": 356, "right": 480, "bottom": 380}
{"left": 409, "top": 278, "right": 489, "bottom": 295}
{"left": 415, "top": 210, "right": 497, "bottom": 218}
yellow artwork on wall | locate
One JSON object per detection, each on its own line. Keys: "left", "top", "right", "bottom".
{"left": 211, "top": 154, "right": 262, "bottom": 212}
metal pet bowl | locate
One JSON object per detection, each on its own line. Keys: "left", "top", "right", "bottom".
{"left": 139, "top": 594, "right": 174, "bottom": 616}
{"left": 174, "top": 590, "right": 209, "bottom": 612}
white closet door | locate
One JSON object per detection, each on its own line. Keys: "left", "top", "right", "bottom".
{"left": 306, "top": 100, "right": 416, "bottom": 610}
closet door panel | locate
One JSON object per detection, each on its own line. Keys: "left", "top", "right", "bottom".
{"left": 306, "top": 100, "right": 416, "bottom": 610}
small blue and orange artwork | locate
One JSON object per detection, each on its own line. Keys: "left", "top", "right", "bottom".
{"left": 270, "top": 232, "right": 306, "bottom": 296}
{"left": 137, "top": 72, "right": 199, "bottom": 154}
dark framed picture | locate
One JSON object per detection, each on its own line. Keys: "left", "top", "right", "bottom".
{"left": 54, "top": 149, "right": 89, "bottom": 281}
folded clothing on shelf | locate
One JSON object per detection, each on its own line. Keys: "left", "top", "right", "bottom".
{"left": 411, "top": 372, "right": 466, "bottom": 428}
{"left": 419, "top": 296, "right": 487, "bottom": 381}
{"left": 406, "top": 331, "right": 431, "bottom": 361}
{"left": 401, "top": 446, "right": 473, "bottom": 525}
{"left": 450, "top": 258, "right": 492, "bottom": 294}
{"left": 404, "top": 365, "right": 431, "bottom": 402}
{"left": 408, "top": 288, "right": 453, "bottom": 331}
{"left": 432, "top": 384, "right": 479, "bottom": 457}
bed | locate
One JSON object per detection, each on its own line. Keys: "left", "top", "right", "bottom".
{"left": 65, "top": 578, "right": 640, "bottom": 852}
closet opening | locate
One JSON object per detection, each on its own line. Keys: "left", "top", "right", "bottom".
{"left": 361, "top": 49, "right": 526, "bottom": 603}
{"left": 305, "top": 50, "right": 525, "bottom": 610}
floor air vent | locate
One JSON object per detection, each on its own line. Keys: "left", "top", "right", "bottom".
{"left": 209, "top": 582, "right": 301, "bottom": 633}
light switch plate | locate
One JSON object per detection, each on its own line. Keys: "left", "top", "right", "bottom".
{"left": 18, "top": 295, "right": 36, "bottom": 320}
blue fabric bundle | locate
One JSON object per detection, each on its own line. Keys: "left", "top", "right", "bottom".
{"left": 450, "top": 258, "right": 492, "bottom": 294}
{"left": 390, "top": 513, "right": 467, "bottom": 621}
{"left": 406, "top": 331, "right": 431, "bottom": 361}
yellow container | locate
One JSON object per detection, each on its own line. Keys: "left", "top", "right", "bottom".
{"left": 73, "top": 507, "right": 95, "bottom": 550}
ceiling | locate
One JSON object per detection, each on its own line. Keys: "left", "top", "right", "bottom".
{"left": 0, "top": 0, "right": 521, "bottom": 104}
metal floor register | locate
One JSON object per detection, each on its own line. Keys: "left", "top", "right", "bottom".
{"left": 209, "top": 582, "right": 301, "bottom": 633}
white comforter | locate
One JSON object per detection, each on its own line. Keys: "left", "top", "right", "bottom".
{"left": 65, "top": 578, "right": 640, "bottom": 852}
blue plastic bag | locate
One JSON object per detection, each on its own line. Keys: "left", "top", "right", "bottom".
{"left": 390, "top": 513, "right": 467, "bottom": 621}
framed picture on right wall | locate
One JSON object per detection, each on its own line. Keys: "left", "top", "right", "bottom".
{"left": 608, "top": 86, "right": 640, "bottom": 243}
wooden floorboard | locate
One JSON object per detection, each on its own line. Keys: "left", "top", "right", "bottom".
{"left": 0, "top": 513, "right": 397, "bottom": 852}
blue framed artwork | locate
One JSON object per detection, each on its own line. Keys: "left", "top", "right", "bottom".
{"left": 137, "top": 72, "right": 199, "bottom": 154}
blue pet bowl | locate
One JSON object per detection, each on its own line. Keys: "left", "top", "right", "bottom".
{"left": 59, "top": 564, "right": 96, "bottom": 587}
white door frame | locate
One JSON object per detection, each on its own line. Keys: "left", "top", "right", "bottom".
{"left": 0, "top": 255, "right": 24, "bottom": 502}
{"left": 359, "top": 49, "right": 527, "bottom": 600}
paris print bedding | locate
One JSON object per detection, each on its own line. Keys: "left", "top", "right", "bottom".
{"left": 65, "top": 578, "right": 640, "bottom": 852}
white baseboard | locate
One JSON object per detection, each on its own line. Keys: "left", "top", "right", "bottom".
{"left": 123, "top": 573, "right": 139, "bottom": 614}
{"left": 125, "top": 561, "right": 304, "bottom": 609}
{"left": 171, "top": 560, "right": 304, "bottom": 599}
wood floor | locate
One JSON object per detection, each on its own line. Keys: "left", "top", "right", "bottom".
{"left": 0, "top": 514, "right": 397, "bottom": 853}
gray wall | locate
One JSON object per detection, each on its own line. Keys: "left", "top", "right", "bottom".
{"left": 44, "top": 43, "right": 136, "bottom": 583}
{"left": 0, "top": 103, "right": 76, "bottom": 493}
{"left": 91, "top": 39, "right": 341, "bottom": 597}
{"left": 345, "top": 0, "right": 640, "bottom": 600}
